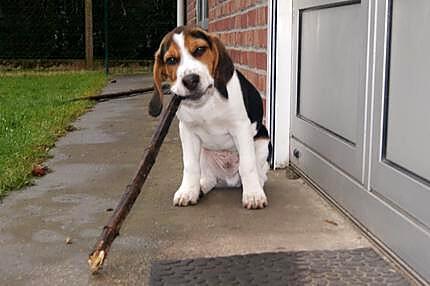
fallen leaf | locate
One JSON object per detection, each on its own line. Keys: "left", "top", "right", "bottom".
{"left": 32, "top": 165, "right": 48, "bottom": 177}
{"left": 65, "top": 125, "right": 77, "bottom": 132}
{"left": 324, "top": 219, "right": 338, "bottom": 226}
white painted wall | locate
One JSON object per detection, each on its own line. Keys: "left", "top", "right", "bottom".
{"left": 267, "top": 0, "right": 293, "bottom": 168}
{"left": 177, "top": 0, "right": 184, "bottom": 26}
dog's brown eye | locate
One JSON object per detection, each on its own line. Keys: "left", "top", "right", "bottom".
{"left": 166, "top": 57, "right": 177, "bottom": 65}
{"left": 192, "top": 47, "right": 206, "bottom": 57}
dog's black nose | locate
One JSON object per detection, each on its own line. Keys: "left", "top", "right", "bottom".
{"left": 182, "top": 74, "right": 200, "bottom": 91}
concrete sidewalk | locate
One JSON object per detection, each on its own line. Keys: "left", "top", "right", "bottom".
{"left": 0, "top": 75, "right": 370, "bottom": 285}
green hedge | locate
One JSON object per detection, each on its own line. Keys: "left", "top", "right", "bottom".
{"left": 0, "top": 0, "right": 175, "bottom": 60}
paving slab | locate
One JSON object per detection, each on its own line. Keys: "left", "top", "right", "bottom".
{"left": 0, "top": 75, "right": 390, "bottom": 285}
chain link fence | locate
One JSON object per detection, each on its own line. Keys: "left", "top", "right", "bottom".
{"left": 0, "top": 0, "right": 176, "bottom": 69}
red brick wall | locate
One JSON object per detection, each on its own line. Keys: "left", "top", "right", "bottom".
{"left": 187, "top": 0, "right": 197, "bottom": 25}
{"left": 186, "top": 0, "right": 268, "bottom": 99}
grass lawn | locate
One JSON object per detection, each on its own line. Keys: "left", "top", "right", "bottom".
{"left": 0, "top": 71, "right": 106, "bottom": 197}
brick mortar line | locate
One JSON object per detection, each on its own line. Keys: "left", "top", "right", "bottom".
{"left": 209, "top": 2, "right": 267, "bottom": 17}
{"left": 227, "top": 44, "right": 267, "bottom": 50}
{"left": 208, "top": 3, "right": 267, "bottom": 23}
{"left": 210, "top": 2, "right": 266, "bottom": 11}
{"left": 189, "top": 2, "right": 266, "bottom": 19}
{"left": 213, "top": 25, "right": 268, "bottom": 33}
{"left": 227, "top": 46, "right": 267, "bottom": 53}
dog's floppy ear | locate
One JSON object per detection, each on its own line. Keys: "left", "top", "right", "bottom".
{"left": 149, "top": 51, "right": 164, "bottom": 117}
{"left": 211, "top": 35, "right": 234, "bottom": 99}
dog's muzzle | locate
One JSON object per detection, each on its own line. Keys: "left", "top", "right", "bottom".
{"left": 173, "top": 73, "right": 214, "bottom": 100}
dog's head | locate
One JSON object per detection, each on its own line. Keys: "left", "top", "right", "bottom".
{"left": 149, "top": 26, "right": 234, "bottom": 117}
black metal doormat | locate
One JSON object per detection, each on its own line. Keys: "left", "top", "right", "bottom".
{"left": 150, "top": 248, "right": 411, "bottom": 285}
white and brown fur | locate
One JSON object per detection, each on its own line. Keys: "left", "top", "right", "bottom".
{"left": 149, "top": 26, "right": 271, "bottom": 209}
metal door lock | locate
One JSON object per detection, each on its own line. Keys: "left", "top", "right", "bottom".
{"left": 293, "top": 148, "right": 300, "bottom": 159}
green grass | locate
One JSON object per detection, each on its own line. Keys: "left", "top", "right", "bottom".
{"left": 0, "top": 71, "right": 106, "bottom": 196}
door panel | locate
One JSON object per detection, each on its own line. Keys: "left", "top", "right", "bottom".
{"left": 291, "top": 0, "right": 368, "bottom": 181}
{"left": 385, "top": 1, "right": 430, "bottom": 182}
{"left": 299, "top": 3, "right": 366, "bottom": 144}
{"left": 371, "top": 0, "right": 430, "bottom": 229}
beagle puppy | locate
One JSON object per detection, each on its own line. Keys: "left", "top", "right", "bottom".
{"left": 149, "top": 26, "right": 271, "bottom": 209}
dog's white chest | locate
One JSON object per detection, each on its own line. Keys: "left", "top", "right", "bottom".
{"left": 176, "top": 94, "right": 237, "bottom": 151}
{"left": 193, "top": 124, "right": 236, "bottom": 150}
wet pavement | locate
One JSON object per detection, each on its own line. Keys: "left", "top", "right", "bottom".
{"left": 0, "top": 75, "right": 373, "bottom": 285}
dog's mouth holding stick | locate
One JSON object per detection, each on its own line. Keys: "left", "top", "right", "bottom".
{"left": 179, "top": 83, "right": 214, "bottom": 101}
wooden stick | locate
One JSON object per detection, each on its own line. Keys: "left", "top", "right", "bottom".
{"left": 88, "top": 95, "right": 182, "bottom": 273}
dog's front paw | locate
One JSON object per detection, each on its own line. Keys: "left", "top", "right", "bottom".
{"left": 242, "top": 187, "right": 268, "bottom": 209}
{"left": 173, "top": 185, "right": 200, "bottom": 207}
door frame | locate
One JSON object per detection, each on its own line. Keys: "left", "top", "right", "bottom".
{"left": 267, "top": 0, "right": 293, "bottom": 168}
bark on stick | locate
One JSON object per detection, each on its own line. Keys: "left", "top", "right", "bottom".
{"left": 88, "top": 95, "right": 182, "bottom": 273}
